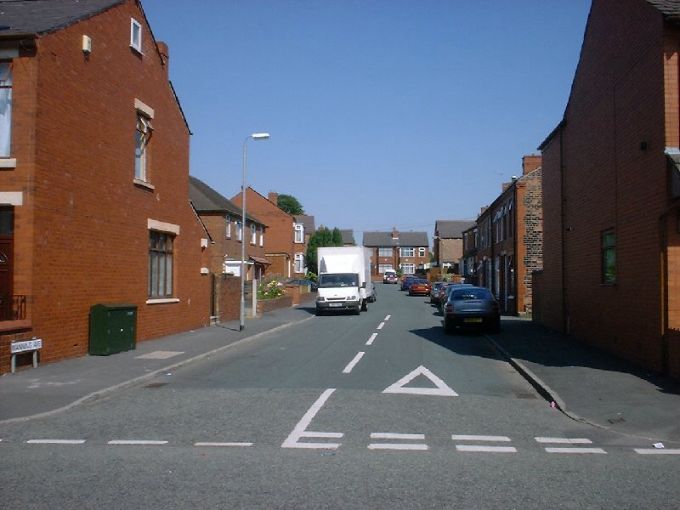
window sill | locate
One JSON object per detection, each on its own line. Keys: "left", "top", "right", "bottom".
{"left": 146, "top": 298, "right": 180, "bottom": 305}
{"left": 0, "top": 158, "right": 17, "bottom": 169}
{"left": 134, "top": 178, "right": 155, "bottom": 191}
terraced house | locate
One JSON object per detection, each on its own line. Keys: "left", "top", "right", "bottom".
{"left": 0, "top": 0, "right": 211, "bottom": 373}
{"left": 535, "top": 0, "right": 680, "bottom": 378}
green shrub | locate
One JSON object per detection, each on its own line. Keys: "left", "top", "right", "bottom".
{"left": 258, "top": 277, "right": 284, "bottom": 299}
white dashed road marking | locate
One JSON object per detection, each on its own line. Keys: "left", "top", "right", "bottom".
{"left": 452, "top": 435, "right": 511, "bottom": 442}
{"left": 535, "top": 437, "right": 592, "bottom": 444}
{"left": 545, "top": 447, "right": 607, "bottom": 454}
{"left": 108, "top": 440, "right": 168, "bottom": 445}
{"left": 342, "top": 352, "right": 365, "bottom": 374}
{"left": 366, "top": 333, "right": 378, "bottom": 346}
{"left": 384, "top": 315, "right": 391, "bottom": 321}
{"left": 26, "top": 439, "right": 86, "bottom": 445}
{"left": 194, "top": 442, "right": 253, "bottom": 447}
{"left": 634, "top": 449, "right": 680, "bottom": 455}
{"left": 377, "top": 322, "right": 385, "bottom": 330}
{"left": 455, "top": 445, "right": 517, "bottom": 453}
{"left": 368, "top": 433, "right": 428, "bottom": 451}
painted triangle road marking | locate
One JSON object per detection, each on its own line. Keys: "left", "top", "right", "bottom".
{"left": 382, "top": 365, "right": 458, "bottom": 397}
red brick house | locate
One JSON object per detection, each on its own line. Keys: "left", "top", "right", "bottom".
{"left": 363, "top": 229, "right": 429, "bottom": 279}
{"left": 0, "top": 0, "right": 211, "bottom": 373}
{"left": 433, "top": 220, "right": 475, "bottom": 274}
{"left": 461, "top": 155, "right": 542, "bottom": 315}
{"left": 293, "top": 214, "right": 315, "bottom": 275}
{"left": 189, "top": 176, "right": 268, "bottom": 321}
{"left": 534, "top": 0, "right": 680, "bottom": 378}
{"left": 232, "top": 189, "right": 296, "bottom": 278}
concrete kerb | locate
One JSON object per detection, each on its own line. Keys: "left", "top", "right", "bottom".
{"left": 0, "top": 316, "right": 314, "bottom": 426}
{"left": 484, "top": 334, "right": 595, "bottom": 427}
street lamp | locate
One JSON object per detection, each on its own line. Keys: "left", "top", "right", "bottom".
{"left": 240, "top": 132, "right": 270, "bottom": 331}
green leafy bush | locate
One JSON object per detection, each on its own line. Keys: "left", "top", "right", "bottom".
{"left": 258, "top": 277, "right": 284, "bottom": 299}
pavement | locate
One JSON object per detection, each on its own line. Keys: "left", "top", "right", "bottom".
{"left": 2, "top": 304, "right": 680, "bottom": 445}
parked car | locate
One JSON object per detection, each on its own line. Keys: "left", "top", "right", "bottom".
{"left": 430, "top": 282, "right": 446, "bottom": 304}
{"left": 400, "top": 276, "right": 419, "bottom": 291}
{"left": 284, "top": 278, "right": 318, "bottom": 291}
{"left": 383, "top": 270, "right": 398, "bottom": 284}
{"left": 443, "top": 286, "right": 500, "bottom": 333}
{"left": 408, "top": 279, "right": 432, "bottom": 296}
{"left": 438, "top": 283, "right": 474, "bottom": 313}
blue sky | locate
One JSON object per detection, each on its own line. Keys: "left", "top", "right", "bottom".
{"left": 143, "top": 0, "right": 590, "bottom": 239}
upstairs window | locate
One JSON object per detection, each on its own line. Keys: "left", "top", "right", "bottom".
{"left": 601, "top": 229, "right": 616, "bottom": 284}
{"left": 236, "top": 221, "right": 243, "bottom": 241}
{"left": 225, "top": 216, "right": 231, "bottom": 238}
{"left": 251, "top": 223, "right": 257, "bottom": 244}
{"left": 0, "top": 62, "right": 12, "bottom": 157}
{"left": 418, "top": 247, "right": 426, "bottom": 257}
{"left": 378, "top": 247, "right": 392, "bottom": 257}
{"left": 400, "top": 247, "right": 415, "bottom": 257}
{"left": 294, "top": 223, "right": 304, "bottom": 243}
{"left": 259, "top": 226, "right": 264, "bottom": 246}
{"left": 135, "top": 113, "right": 152, "bottom": 182}
{"left": 130, "top": 18, "right": 142, "bottom": 53}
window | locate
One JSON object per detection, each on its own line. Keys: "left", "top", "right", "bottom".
{"left": 294, "top": 223, "right": 304, "bottom": 243}
{"left": 225, "top": 216, "right": 231, "bottom": 238}
{"left": 0, "top": 62, "right": 12, "bottom": 158}
{"left": 294, "top": 253, "right": 304, "bottom": 273}
{"left": 401, "top": 263, "right": 415, "bottom": 275}
{"left": 236, "top": 221, "right": 243, "bottom": 241}
{"left": 251, "top": 223, "right": 257, "bottom": 244}
{"left": 135, "top": 113, "right": 152, "bottom": 182}
{"left": 400, "top": 247, "right": 415, "bottom": 257}
{"left": 378, "top": 264, "right": 393, "bottom": 274}
{"left": 418, "top": 247, "right": 426, "bottom": 257}
{"left": 602, "top": 229, "right": 616, "bottom": 284}
{"left": 378, "top": 247, "right": 392, "bottom": 257}
{"left": 259, "top": 226, "right": 264, "bottom": 247}
{"left": 130, "top": 18, "right": 142, "bottom": 52}
{"left": 149, "top": 231, "right": 174, "bottom": 298}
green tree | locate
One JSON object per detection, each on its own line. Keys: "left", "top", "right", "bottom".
{"left": 306, "top": 226, "right": 344, "bottom": 274}
{"left": 277, "top": 194, "right": 304, "bottom": 215}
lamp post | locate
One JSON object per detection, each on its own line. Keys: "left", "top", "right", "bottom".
{"left": 240, "top": 132, "right": 270, "bottom": 332}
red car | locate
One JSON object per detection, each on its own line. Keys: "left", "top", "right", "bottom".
{"left": 408, "top": 279, "right": 432, "bottom": 296}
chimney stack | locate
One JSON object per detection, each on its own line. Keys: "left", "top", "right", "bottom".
{"left": 522, "top": 154, "right": 542, "bottom": 175}
{"left": 157, "top": 41, "right": 169, "bottom": 76}
{"left": 391, "top": 227, "right": 399, "bottom": 240}
{"left": 268, "top": 192, "right": 279, "bottom": 205}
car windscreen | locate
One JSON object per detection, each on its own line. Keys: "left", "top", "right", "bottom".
{"left": 318, "top": 273, "right": 359, "bottom": 288}
{"left": 451, "top": 288, "right": 493, "bottom": 300}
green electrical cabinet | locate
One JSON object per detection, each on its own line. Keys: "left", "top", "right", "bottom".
{"left": 89, "top": 304, "right": 137, "bottom": 355}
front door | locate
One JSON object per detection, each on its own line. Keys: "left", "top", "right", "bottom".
{"left": 0, "top": 207, "right": 14, "bottom": 320}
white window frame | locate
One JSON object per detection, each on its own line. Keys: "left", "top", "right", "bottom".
{"left": 294, "top": 223, "right": 304, "bottom": 243}
{"left": 400, "top": 247, "right": 415, "bottom": 257}
{"left": 418, "top": 247, "right": 426, "bottom": 257}
{"left": 378, "top": 264, "right": 393, "bottom": 274}
{"left": 259, "top": 226, "right": 264, "bottom": 247}
{"left": 402, "top": 263, "right": 416, "bottom": 275}
{"left": 130, "top": 18, "right": 142, "bottom": 53}
{"left": 294, "top": 253, "right": 304, "bottom": 273}
{"left": 0, "top": 62, "right": 12, "bottom": 159}
{"left": 225, "top": 216, "right": 231, "bottom": 238}
{"left": 378, "top": 247, "right": 392, "bottom": 257}
{"left": 237, "top": 221, "right": 243, "bottom": 241}
{"left": 250, "top": 223, "right": 257, "bottom": 244}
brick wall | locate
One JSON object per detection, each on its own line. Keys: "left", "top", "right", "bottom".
{"left": 537, "top": 0, "right": 669, "bottom": 373}
{"left": 0, "top": 1, "right": 212, "bottom": 373}
{"left": 232, "top": 188, "right": 293, "bottom": 278}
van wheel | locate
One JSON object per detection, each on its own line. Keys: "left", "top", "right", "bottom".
{"left": 361, "top": 300, "right": 368, "bottom": 312}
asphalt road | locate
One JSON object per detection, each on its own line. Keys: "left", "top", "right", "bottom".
{"left": 1, "top": 283, "right": 679, "bottom": 509}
